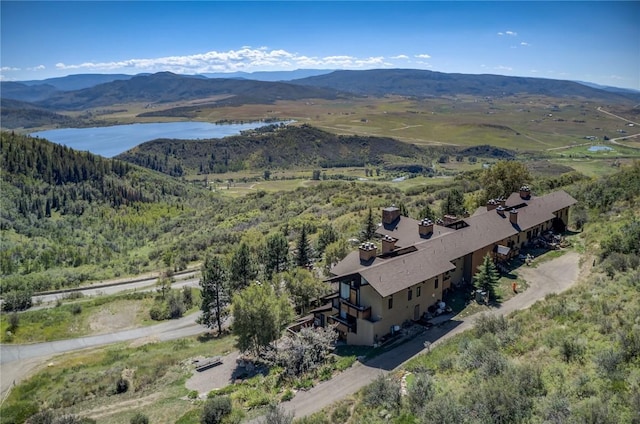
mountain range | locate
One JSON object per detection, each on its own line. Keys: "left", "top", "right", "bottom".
{"left": 2, "top": 69, "right": 638, "bottom": 113}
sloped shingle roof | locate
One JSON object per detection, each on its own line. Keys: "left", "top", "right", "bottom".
{"left": 330, "top": 190, "right": 577, "bottom": 298}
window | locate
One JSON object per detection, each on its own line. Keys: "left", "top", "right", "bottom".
{"left": 408, "top": 289, "right": 413, "bottom": 301}
{"left": 388, "top": 296, "right": 393, "bottom": 309}
{"left": 435, "top": 278, "right": 439, "bottom": 289}
{"left": 417, "top": 286, "right": 421, "bottom": 297}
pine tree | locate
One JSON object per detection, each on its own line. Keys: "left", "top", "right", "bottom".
{"left": 363, "top": 208, "right": 377, "bottom": 241}
{"left": 229, "top": 242, "right": 257, "bottom": 291}
{"left": 197, "top": 255, "right": 229, "bottom": 334}
{"left": 474, "top": 254, "right": 500, "bottom": 300}
{"left": 265, "top": 232, "right": 289, "bottom": 278}
{"left": 295, "top": 225, "right": 311, "bottom": 267}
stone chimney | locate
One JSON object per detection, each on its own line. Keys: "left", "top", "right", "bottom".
{"left": 509, "top": 208, "right": 518, "bottom": 225}
{"left": 418, "top": 218, "right": 434, "bottom": 237}
{"left": 497, "top": 197, "right": 506, "bottom": 208}
{"left": 382, "top": 206, "right": 401, "bottom": 225}
{"left": 496, "top": 205, "right": 506, "bottom": 217}
{"left": 519, "top": 185, "right": 531, "bottom": 200}
{"left": 381, "top": 235, "right": 397, "bottom": 254}
{"left": 486, "top": 199, "right": 498, "bottom": 211}
{"left": 443, "top": 214, "right": 457, "bottom": 226}
{"left": 359, "top": 242, "right": 377, "bottom": 263}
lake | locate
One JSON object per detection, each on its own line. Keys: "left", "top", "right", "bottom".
{"left": 30, "top": 121, "right": 288, "bottom": 158}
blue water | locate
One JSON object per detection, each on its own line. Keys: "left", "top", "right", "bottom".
{"left": 588, "top": 145, "right": 613, "bottom": 152}
{"left": 30, "top": 121, "right": 288, "bottom": 158}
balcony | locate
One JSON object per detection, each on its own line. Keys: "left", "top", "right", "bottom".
{"left": 339, "top": 298, "right": 372, "bottom": 320}
{"left": 328, "top": 315, "right": 355, "bottom": 334}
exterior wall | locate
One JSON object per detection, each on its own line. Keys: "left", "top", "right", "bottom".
{"left": 471, "top": 245, "right": 494, "bottom": 281}
{"left": 352, "top": 275, "right": 445, "bottom": 345}
{"left": 555, "top": 207, "right": 569, "bottom": 226}
{"left": 450, "top": 257, "right": 465, "bottom": 285}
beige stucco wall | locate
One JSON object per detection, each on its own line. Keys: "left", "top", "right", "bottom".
{"left": 353, "top": 275, "right": 445, "bottom": 345}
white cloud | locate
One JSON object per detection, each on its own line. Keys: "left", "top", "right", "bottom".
{"left": 52, "top": 47, "right": 396, "bottom": 74}
{"left": 498, "top": 30, "right": 518, "bottom": 36}
{"left": 520, "top": 42, "right": 530, "bottom": 47}
{"left": 1, "top": 66, "right": 20, "bottom": 71}
{"left": 414, "top": 54, "right": 431, "bottom": 59}
{"left": 391, "top": 54, "right": 409, "bottom": 60}
{"left": 494, "top": 65, "right": 513, "bottom": 71}
{"left": 27, "top": 65, "right": 46, "bottom": 71}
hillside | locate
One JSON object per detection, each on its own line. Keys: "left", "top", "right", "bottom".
{"left": 29, "top": 72, "right": 341, "bottom": 110}
{"left": 0, "top": 82, "right": 58, "bottom": 103}
{"left": 0, "top": 132, "right": 213, "bottom": 292}
{"left": 293, "top": 69, "right": 640, "bottom": 103}
{"left": 115, "top": 124, "right": 427, "bottom": 175}
{"left": 0, "top": 98, "right": 90, "bottom": 129}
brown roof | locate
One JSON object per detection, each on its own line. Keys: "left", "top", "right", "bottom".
{"left": 375, "top": 216, "right": 455, "bottom": 248}
{"left": 330, "top": 190, "right": 576, "bottom": 298}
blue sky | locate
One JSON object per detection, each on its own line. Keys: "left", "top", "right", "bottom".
{"left": 1, "top": 1, "right": 639, "bottom": 89}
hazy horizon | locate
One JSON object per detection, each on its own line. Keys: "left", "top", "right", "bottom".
{"left": 1, "top": 1, "right": 638, "bottom": 90}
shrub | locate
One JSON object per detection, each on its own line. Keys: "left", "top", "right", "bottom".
{"left": 26, "top": 409, "right": 56, "bottom": 424}
{"left": 115, "top": 377, "right": 129, "bottom": 394}
{"left": 474, "top": 314, "right": 509, "bottom": 337}
{"left": 330, "top": 402, "right": 351, "bottom": 423}
{"left": 130, "top": 412, "right": 149, "bottom": 424}
{"left": 70, "top": 304, "right": 82, "bottom": 315}
{"left": 280, "top": 389, "right": 294, "bottom": 402}
{"left": 572, "top": 397, "right": 615, "bottom": 424}
{"left": 2, "top": 289, "right": 33, "bottom": 312}
{"left": 594, "top": 348, "right": 623, "bottom": 377}
{"left": 201, "top": 396, "right": 232, "bottom": 424}
{"left": 406, "top": 373, "right": 434, "bottom": 415}
{"left": 188, "top": 390, "right": 199, "bottom": 399}
{"left": 8, "top": 312, "right": 20, "bottom": 332}
{"left": 182, "top": 286, "right": 193, "bottom": 309}
{"left": 540, "top": 395, "right": 571, "bottom": 424}
{"left": 3, "top": 401, "right": 40, "bottom": 424}
{"left": 149, "top": 304, "right": 165, "bottom": 321}
{"left": 260, "top": 404, "right": 293, "bottom": 424}
{"left": 166, "top": 290, "right": 185, "bottom": 319}
{"left": 420, "top": 394, "right": 464, "bottom": 424}
{"left": 363, "top": 374, "right": 401, "bottom": 411}
{"left": 560, "top": 338, "right": 585, "bottom": 363}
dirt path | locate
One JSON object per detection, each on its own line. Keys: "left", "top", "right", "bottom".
{"left": 273, "top": 250, "right": 584, "bottom": 421}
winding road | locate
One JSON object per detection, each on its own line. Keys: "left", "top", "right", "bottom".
{"left": 0, "top": 271, "right": 203, "bottom": 401}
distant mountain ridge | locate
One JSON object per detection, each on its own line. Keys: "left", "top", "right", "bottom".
{"left": 18, "top": 73, "right": 141, "bottom": 91}
{"left": 27, "top": 72, "right": 342, "bottom": 110}
{"left": 2, "top": 69, "right": 638, "bottom": 113}
{"left": 291, "top": 69, "right": 640, "bottom": 103}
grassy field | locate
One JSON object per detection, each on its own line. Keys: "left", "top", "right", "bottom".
{"left": 72, "top": 95, "right": 639, "bottom": 154}
{"left": 0, "top": 288, "right": 201, "bottom": 344}
{"left": 1, "top": 334, "right": 237, "bottom": 424}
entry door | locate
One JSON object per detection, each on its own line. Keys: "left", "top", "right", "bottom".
{"left": 414, "top": 304, "right": 420, "bottom": 321}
